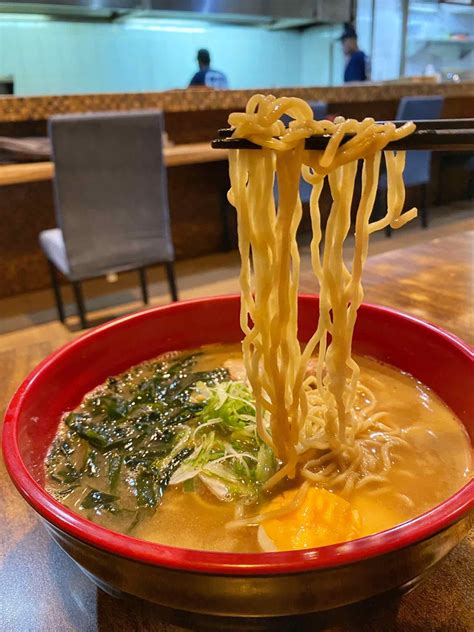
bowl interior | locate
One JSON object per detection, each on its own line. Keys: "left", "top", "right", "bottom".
{"left": 16, "top": 296, "right": 245, "bottom": 482}
{"left": 14, "top": 295, "right": 473, "bottom": 486}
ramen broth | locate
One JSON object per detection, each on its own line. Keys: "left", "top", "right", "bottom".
{"left": 45, "top": 344, "right": 472, "bottom": 553}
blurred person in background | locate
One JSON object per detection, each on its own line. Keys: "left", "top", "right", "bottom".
{"left": 339, "top": 24, "right": 369, "bottom": 83}
{"left": 189, "top": 49, "right": 228, "bottom": 89}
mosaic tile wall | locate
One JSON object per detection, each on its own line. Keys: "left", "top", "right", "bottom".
{"left": 0, "top": 81, "right": 472, "bottom": 123}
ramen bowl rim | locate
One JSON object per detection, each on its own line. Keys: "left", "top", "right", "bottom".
{"left": 2, "top": 294, "right": 474, "bottom": 577}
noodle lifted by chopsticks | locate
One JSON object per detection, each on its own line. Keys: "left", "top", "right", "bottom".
{"left": 227, "top": 94, "right": 417, "bottom": 497}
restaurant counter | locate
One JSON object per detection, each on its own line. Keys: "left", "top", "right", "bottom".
{"left": 1, "top": 81, "right": 473, "bottom": 123}
{"left": 1, "top": 81, "right": 473, "bottom": 298}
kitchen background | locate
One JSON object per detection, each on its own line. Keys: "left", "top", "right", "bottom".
{"left": 0, "top": 0, "right": 472, "bottom": 96}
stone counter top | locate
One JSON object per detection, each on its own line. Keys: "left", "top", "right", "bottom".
{"left": 1, "top": 81, "right": 472, "bottom": 123}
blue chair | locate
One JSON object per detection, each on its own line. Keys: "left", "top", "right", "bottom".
{"left": 39, "top": 111, "right": 178, "bottom": 329}
{"left": 223, "top": 102, "right": 328, "bottom": 250}
{"left": 377, "top": 95, "right": 444, "bottom": 233}
{"left": 278, "top": 101, "right": 328, "bottom": 205}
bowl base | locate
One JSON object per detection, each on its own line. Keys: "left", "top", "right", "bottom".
{"left": 83, "top": 564, "right": 420, "bottom": 632}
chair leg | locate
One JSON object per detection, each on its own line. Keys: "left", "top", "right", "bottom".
{"left": 47, "top": 259, "right": 65, "bottom": 323}
{"left": 420, "top": 184, "right": 429, "bottom": 228}
{"left": 468, "top": 173, "right": 474, "bottom": 200}
{"left": 165, "top": 262, "right": 178, "bottom": 302}
{"left": 72, "top": 280, "right": 87, "bottom": 329}
{"left": 138, "top": 267, "right": 149, "bottom": 305}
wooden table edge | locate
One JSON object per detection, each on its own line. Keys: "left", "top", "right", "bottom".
{"left": 0, "top": 142, "right": 229, "bottom": 186}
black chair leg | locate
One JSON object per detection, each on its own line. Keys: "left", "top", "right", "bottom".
{"left": 420, "top": 184, "right": 429, "bottom": 228}
{"left": 165, "top": 262, "right": 178, "bottom": 302}
{"left": 468, "top": 173, "right": 474, "bottom": 200}
{"left": 138, "top": 267, "right": 149, "bottom": 305}
{"left": 72, "top": 280, "right": 87, "bottom": 329}
{"left": 47, "top": 259, "right": 65, "bottom": 323}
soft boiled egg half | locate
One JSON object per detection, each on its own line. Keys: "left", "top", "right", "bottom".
{"left": 257, "top": 486, "right": 403, "bottom": 552}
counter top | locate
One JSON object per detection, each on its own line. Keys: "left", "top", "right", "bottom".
{"left": 1, "top": 81, "right": 472, "bottom": 123}
{"left": 0, "top": 142, "right": 228, "bottom": 186}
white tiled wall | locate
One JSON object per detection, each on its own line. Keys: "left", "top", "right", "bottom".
{"left": 0, "top": 16, "right": 304, "bottom": 95}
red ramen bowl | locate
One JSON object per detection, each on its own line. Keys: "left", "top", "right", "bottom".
{"left": 3, "top": 295, "right": 474, "bottom": 625}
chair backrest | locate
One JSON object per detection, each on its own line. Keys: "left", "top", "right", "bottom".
{"left": 49, "top": 110, "right": 174, "bottom": 280}
{"left": 277, "top": 101, "right": 328, "bottom": 204}
{"left": 280, "top": 100, "right": 328, "bottom": 128}
{"left": 300, "top": 102, "right": 329, "bottom": 202}
{"left": 309, "top": 100, "right": 329, "bottom": 122}
{"left": 396, "top": 95, "right": 444, "bottom": 186}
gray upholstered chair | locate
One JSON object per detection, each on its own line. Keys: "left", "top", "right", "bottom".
{"left": 39, "top": 110, "right": 178, "bottom": 329}
{"left": 222, "top": 101, "right": 329, "bottom": 250}
{"left": 278, "top": 101, "right": 329, "bottom": 204}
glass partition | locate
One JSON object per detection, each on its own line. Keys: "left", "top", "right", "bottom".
{"left": 404, "top": 0, "right": 474, "bottom": 81}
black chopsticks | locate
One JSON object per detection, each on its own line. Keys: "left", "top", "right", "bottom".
{"left": 211, "top": 119, "right": 474, "bottom": 152}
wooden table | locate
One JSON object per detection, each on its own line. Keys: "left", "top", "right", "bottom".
{"left": 300, "top": 229, "right": 474, "bottom": 345}
{"left": 1, "top": 231, "right": 473, "bottom": 631}
{"left": 0, "top": 142, "right": 228, "bottom": 186}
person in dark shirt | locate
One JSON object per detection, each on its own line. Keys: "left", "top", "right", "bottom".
{"left": 189, "top": 49, "right": 228, "bottom": 89}
{"left": 339, "top": 24, "right": 369, "bottom": 83}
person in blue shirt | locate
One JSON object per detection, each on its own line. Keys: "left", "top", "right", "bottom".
{"left": 189, "top": 49, "right": 229, "bottom": 89}
{"left": 339, "top": 24, "right": 369, "bottom": 83}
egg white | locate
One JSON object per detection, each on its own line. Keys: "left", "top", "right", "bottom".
{"left": 257, "top": 524, "right": 278, "bottom": 552}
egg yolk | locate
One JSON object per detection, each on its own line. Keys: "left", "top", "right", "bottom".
{"left": 259, "top": 487, "right": 360, "bottom": 551}
{"left": 351, "top": 494, "right": 404, "bottom": 537}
